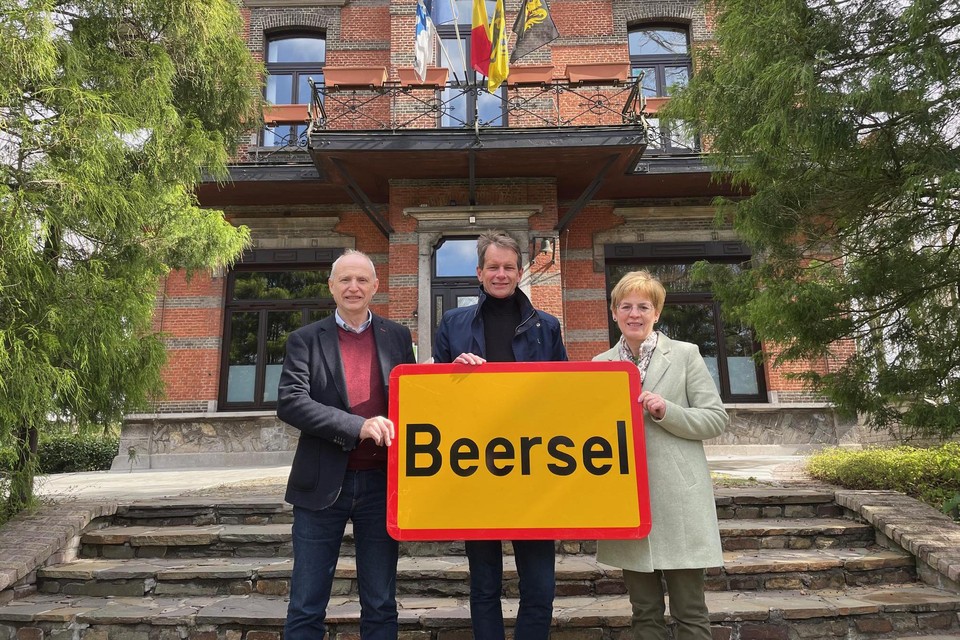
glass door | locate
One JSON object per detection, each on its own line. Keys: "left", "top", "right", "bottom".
{"left": 431, "top": 237, "right": 480, "bottom": 340}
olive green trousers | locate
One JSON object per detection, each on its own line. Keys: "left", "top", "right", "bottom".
{"left": 622, "top": 568, "right": 712, "bottom": 640}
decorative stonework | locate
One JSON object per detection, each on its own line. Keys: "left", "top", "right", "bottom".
{"left": 247, "top": 6, "right": 339, "bottom": 56}
{"left": 615, "top": 0, "right": 712, "bottom": 42}
{"left": 592, "top": 204, "right": 738, "bottom": 271}
{"left": 716, "top": 406, "right": 861, "bottom": 448}
{"left": 229, "top": 215, "right": 351, "bottom": 250}
{"left": 115, "top": 414, "right": 299, "bottom": 470}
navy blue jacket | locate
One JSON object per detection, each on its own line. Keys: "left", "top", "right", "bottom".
{"left": 277, "top": 313, "right": 415, "bottom": 510}
{"left": 433, "top": 288, "right": 568, "bottom": 363}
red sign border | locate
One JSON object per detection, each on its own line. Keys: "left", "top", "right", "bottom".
{"left": 387, "top": 361, "right": 651, "bottom": 541}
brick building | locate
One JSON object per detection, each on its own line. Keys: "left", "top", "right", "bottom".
{"left": 116, "top": 0, "right": 860, "bottom": 470}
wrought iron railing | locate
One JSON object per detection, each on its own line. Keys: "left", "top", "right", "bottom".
{"left": 248, "top": 126, "right": 310, "bottom": 163}
{"left": 307, "top": 75, "right": 648, "bottom": 133}
{"left": 244, "top": 74, "right": 715, "bottom": 162}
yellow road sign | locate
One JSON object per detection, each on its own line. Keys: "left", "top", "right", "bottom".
{"left": 387, "top": 361, "right": 651, "bottom": 540}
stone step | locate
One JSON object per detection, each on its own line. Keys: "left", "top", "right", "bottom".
{"left": 103, "top": 488, "right": 841, "bottom": 527}
{"left": 37, "top": 547, "right": 916, "bottom": 598}
{"left": 79, "top": 517, "right": 874, "bottom": 559}
{"left": 718, "top": 517, "right": 875, "bottom": 550}
{"left": 1, "top": 584, "right": 957, "bottom": 638}
{"left": 713, "top": 487, "right": 844, "bottom": 520}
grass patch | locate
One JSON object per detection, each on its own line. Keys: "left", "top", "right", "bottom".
{"left": 711, "top": 473, "right": 766, "bottom": 487}
{"left": 806, "top": 443, "right": 960, "bottom": 519}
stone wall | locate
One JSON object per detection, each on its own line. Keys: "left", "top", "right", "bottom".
{"left": 117, "top": 405, "right": 864, "bottom": 470}
{"left": 716, "top": 405, "right": 863, "bottom": 451}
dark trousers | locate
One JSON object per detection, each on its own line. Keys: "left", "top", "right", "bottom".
{"left": 284, "top": 469, "right": 399, "bottom": 640}
{"left": 622, "top": 568, "right": 712, "bottom": 640}
{"left": 465, "top": 539, "right": 555, "bottom": 640}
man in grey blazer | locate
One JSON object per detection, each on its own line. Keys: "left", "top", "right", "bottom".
{"left": 277, "top": 249, "right": 415, "bottom": 640}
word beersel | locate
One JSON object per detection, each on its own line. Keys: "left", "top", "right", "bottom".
{"left": 387, "top": 362, "right": 652, "bottom": 541}
{"left": 405, "top": 421, "right": 631, "bottom": 477}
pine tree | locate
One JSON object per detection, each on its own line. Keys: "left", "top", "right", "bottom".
{"left": 0, "top": 0, "right": 262, "bottom": 515}
{"left": 666, "top": 0, "right": 960, "bottom": 438}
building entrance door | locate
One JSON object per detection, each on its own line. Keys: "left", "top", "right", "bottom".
{"left": 431, "top": 237, "right": 479, "bottom": 342}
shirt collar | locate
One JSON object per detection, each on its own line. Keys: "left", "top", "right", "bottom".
{"left": 335, "top": 309, "right": 373, "bottom": 333}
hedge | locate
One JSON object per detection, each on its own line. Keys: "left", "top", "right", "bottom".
{"left": 806, "top": 443, "right": 960, "bottom": 519}
{"left": 0, "top": 432, "right": 119, "bottom": 475}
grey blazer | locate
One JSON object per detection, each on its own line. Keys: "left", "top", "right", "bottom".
{"left": 593, "top": 333, "right": 728, "bottom": 572}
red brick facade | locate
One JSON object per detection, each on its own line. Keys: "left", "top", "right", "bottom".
{"left": 150, "top": 0, "right": 854, "bottom": 420}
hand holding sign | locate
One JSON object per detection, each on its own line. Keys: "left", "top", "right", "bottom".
{"left": 359, "top": 416, "right": 394, "bottom": 447}
{"left": 639, "top": 390, "right": 667, "bottom": 420}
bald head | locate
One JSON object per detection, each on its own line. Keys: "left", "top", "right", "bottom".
{"left": 331, "top": 249, "right": 377, "bottom": 280}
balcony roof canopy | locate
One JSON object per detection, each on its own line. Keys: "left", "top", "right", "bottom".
{"left": 309, "top": 125, "right": 647, "bottom": 201}
{"left": 199, "top": 134, "right": 732, "bottom": 204}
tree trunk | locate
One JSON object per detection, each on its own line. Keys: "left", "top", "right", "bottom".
{"left": 6, "top": 425, "right": 39, "bottom": 515}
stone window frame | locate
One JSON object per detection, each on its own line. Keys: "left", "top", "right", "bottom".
{"left": 402, "top": 205, "right": 542, "bottom": 360}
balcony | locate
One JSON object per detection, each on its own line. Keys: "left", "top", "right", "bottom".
{"left": 200, "top": 67, "right": 719, "bottom": 216}
{"left": 301, "top": 66, "right": 651, "bottom": 218}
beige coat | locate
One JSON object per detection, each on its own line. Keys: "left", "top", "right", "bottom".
{"left": 593, "top": 333, "right": 728, "bottom": 573}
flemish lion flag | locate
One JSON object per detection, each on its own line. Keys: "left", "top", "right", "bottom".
{"left": 487, "top": 0, "right": 508, "bottom": 92}
{"left": 471, "top": 0, "right": 493, "bottom": 77}
{"left": 511, "top": 0, "right": 560, "bottom": 64}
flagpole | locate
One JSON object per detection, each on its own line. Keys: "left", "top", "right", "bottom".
{"left": 435, "top": 36, "right": 462, "bottom": 84}
{"left": 448, "top": 0, "right": 468, "bottom": 84}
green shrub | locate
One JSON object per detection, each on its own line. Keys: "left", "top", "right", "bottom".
{"left": 35, "top": 433, "right": 120, "bottom": 474}
{"left": 807, "top": 443, "right": 960, "bottom": 518}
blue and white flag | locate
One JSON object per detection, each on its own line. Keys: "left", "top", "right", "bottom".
{"left": 414, "top": 0, "right": 436, "bottom": 82}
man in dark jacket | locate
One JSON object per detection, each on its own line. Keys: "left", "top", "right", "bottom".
{"left": 433, "top": 230, "right": 568, "bottom": 640}
{"left": 277, "top": 249, "right": 415, "bottom": 640}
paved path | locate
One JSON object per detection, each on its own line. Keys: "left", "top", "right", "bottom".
{"left": 34, "top": 465, "right": 290, "bottom": 500}
{"left": 709, "top": 455, "right": 806, "bottom": 480}
{"left": 33, "top": 455, "right": 807, "bottom": 500}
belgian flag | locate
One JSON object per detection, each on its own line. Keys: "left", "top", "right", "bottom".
{"left": 470, "top": 0, "right": 492, "bottom": 77}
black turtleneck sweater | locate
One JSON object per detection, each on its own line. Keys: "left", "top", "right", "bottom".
{"left": 481, "top": 293, "right": 521, "bottom": 362}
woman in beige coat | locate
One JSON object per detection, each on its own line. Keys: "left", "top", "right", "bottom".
{"left": 594, "top": 270, "right": 728, "bottom": 640}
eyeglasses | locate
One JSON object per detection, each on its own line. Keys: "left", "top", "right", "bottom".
{"left": 617, "top": 302, "right": 657, "bottom": 314}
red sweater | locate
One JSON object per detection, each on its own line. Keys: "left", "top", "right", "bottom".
{"left": 338, "top": 327, "right": 388, "bottom": 469}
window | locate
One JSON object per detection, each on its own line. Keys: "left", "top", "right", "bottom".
{"left": 220, "top": 266, "right": 336, "bottom": 410}
{"left": 628, "top": 26, "right": 690, "bottom": 97}
{"left": 433, "top": 2, "right": 506, "bottom": 128}
{"left": 606, "top": 246, "right": 767, "bottom": 403}
{"left": 629, "top": 25, "right": 695, "bottom": 151}
{"left": 263, "top": 34, "right": 326, "bottom": 146}
{"left": 431, "top": 1, "right": 480, "bottom": 26}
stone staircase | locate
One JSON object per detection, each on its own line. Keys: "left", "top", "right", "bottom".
{"left": 1, "top": 487, "right": 959, "bottom": 639}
